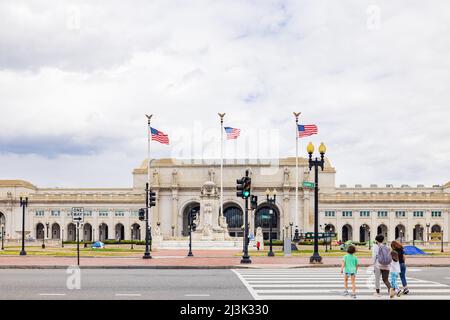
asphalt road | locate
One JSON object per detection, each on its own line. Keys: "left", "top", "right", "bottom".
{"left": 0, "top": 269, "right": 252, "bottom": 300}
{"left": 1, "top": 267, "right": 449, "bottom": 300}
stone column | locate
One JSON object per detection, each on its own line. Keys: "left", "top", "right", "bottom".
{"left": 406, "top": 210, "right": 412, "bottom": 242}
{"left": 388, "top": 211, "right": 396, "bottom": 242}
{"left": 282, "top": 188, "right": 290, "bottom": 227}
{"left": 353, "top": 219, "right": 360, "bottom": 242}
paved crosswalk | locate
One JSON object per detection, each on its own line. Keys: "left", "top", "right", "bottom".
{"left": 233, "top": 268, "right": 450, "bottom": 300}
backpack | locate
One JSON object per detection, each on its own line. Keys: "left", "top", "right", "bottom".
{"left": 377, "top": 245, "right": 392, "bottom": 266}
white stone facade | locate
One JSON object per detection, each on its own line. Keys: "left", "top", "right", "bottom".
{"left": 1, "top": 158, "right": 449, "bottom": 244}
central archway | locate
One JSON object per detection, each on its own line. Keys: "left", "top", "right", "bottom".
{"left": 182, "top": 202, "right": 200, "bottom": 237}
{"left": 255, "top": 204, "right": 280, "bottom": 240}
{"left": 223, "top": 203, "right": 243, "bottom": 237}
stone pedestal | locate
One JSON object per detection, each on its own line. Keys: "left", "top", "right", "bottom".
{"left": 192, "top": 181, "right": 230, "bottom": 241}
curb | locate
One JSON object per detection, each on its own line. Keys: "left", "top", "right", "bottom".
{"left": 1, "top": 264, "right": 450, "bottom": 270}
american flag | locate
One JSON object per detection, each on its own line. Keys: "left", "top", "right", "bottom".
{"left": 150, "top": 127, "right": 169, "bottom": 145}
{"left": 224, "top": 127, "right": 241, "bottom": 140}
{"left": 297, "top": 124, "right": 318, "bottom": 138}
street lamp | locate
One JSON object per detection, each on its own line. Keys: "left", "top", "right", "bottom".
{"left": 441, "top": 228, "right": 444, "bottom": 253}
{"left": 188, "top": 207, "right": 197, "bottom": 257}
{"left": 426, "top": 223, "right": 430, "bottom": 243}
{"left": 266, "top": 189, "right": 277, "bottom": 257}
{"left": 1, "top": 223, "right": 4, "bottom": 250}
{"left": 289, "top": 222, "right": 293, "bottom": 240}
{"left": 131, "top": 227, "right": 134, "bottom": 250}
{"left": 62, "top": 228, "right": 64, "bottom": 248}
{"left": 323, "top": 224, "right": 328, "bottom": 253}
{"left": 307, "top": 142, "right": 326, "bottom": 264}
{"left": 368, "top": 230, "right": 371, "bottom": 250}
{"left": 293, "top": 226, "right": 300, "bottom": 242}
{"left": 19, "top": 195, "right": 28, "bottom": 256}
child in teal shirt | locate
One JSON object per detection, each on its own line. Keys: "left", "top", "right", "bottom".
{"left": 341, "top": 245, "right": 359, "bottom": 298}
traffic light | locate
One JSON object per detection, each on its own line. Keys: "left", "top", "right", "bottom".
{"left": 250, "top": 195, "right": 258, "bottom": 210}
{"left": 236, "top": 178, "right": 245, "bottom": 198}
{"left": 138, "top": 208, "right": 145, "bottom": 221}
{"left": 243, "top": 178, "right": 251, "bottom": 199}
{"left": 237, "top": 177, "right": 251, "bottom": 199}
{"left": 149, "top": 190, "right": 156, "bottom": 207}
{"left": 189, "top": 209, "right": 197, "bottom": 231}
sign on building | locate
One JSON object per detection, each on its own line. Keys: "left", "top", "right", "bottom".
{"left": 72, "top": 207, "right": 84, "bottom": 223}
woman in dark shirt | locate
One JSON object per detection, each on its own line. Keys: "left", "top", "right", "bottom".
{"left": 391, "top": 241, "right": 409, "bottom": 294}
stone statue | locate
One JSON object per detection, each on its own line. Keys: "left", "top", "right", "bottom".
{"left": 283, "top": 167, "right": 290, "bottom": 186}
{"left": 172, "top": 169, "right": 178, "bottom": 186}
{"left": 208, "top": 168, "right": 216, "bottom": 183}
{"left": 152, "top": 169, "right": 160, "bottom": 186}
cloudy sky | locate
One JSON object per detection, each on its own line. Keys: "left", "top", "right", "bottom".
{"left": 0, "top": 0, "right": 449, "bottom": 188}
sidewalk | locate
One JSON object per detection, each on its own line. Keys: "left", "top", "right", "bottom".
{"left": 2, "top": 250, "right": 450, "bottom": 269}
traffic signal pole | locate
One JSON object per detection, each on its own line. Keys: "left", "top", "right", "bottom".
{"left": 143, "top": 182, "right": 152, "bottom": 259}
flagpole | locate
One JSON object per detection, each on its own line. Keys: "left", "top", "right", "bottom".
{"left": 218, "top": 113, "right": 226, "bottom": 219}
{"left": 144, "top": 114, "right": 153, "bottom": 259}
{"left": 146, "top": 114, "right": 153, "bottom": 187}
{"left": 293, "top": 112, "right": 301, "bottom": 231}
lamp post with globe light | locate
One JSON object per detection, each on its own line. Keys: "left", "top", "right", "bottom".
{"left": 307, "top": 142, "right": 327, "bottom": 264}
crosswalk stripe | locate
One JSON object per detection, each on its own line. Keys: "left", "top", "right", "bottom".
{"left": 250, "top": 284, "right": 447, "bottom": 288}
{"left": 234, "top": 268, "right": 450, "bottom": 300}
{"left": 256, "top": 289, "right": 450, "bottom": 293}
{"left": 260, "top": 295, "right": 450, "bottom": 300}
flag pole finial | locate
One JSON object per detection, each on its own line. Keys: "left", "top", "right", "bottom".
{"left": 293, "top": 112, "right": 301, "bottom": 122}
{"left": 218, "top": 113, "right": 226, "bottom": 123}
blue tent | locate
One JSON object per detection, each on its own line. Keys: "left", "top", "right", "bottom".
{"left": 92, "top": 241, "right": 104, "bottom": 249}
{"left": 404, "top": 245, "right": 427, "bottom": 255}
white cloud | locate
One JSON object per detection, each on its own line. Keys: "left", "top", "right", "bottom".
{"left": 0, "top": 0, "right": 449, "bottom": 187}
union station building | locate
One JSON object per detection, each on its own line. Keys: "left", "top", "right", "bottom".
{"left": 1, "top": 157, "right": 449, "bottom": 245}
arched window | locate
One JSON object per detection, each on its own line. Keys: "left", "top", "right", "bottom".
{"left": 223, "top": 204, "right": 243, "bottom": 237}
{"left": 51, "top": 223, "right": 61, "bottom": 240}
{"left": 359, "top": 224, "right": 370, "bottom": 242}
{"left": 255, "top": 205, "right": 279, "bottom": 240}
{"left": 342, "top": 224, "right": 353, "bottom": 242}
{"left": 67, "top": 223, "right": 76, "bottom": 241}
{"left": 83, "top": 223, "right": 92, "bottom": 242}
{"left": 115, "top": 223, "right": 125, "bottom": 241}
{"left": 36, "top": 223, "right": 45, "bottom": 240}
{"left": 99, "top": 223, "right": 108, "bottom": 241}
{"left": 131, "top": 223, "right": 141, "bottom": 240}
{"left": 431, "top": 225, "right": 441, "bottom": 233}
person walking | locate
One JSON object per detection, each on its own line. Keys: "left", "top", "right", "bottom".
{"left": 389, "top": 251, "right": 402, "bottom": 298}
{"left": 372, "top": 234, "right": 392, "bottom": 296}
{"left": 341, "top": 245, "right": 359, "bottom": 298}
{"left": 391, "top": 240, "right": 409, "bottom": 295}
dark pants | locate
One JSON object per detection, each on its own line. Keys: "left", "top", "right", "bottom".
{"left": 374, "top": 266, "right": 391, "bottom": 292}
{"left": 400, "top": 262, "right": 408, "bottom": 287}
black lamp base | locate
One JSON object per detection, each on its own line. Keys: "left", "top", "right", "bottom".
{"left": 309, "top": 253, "right": 323, "bottom": 264}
